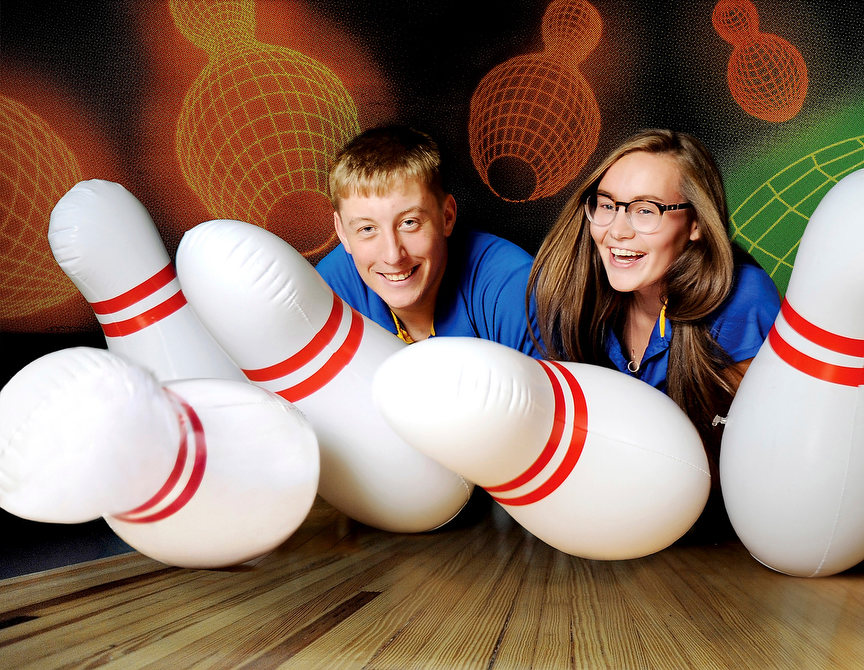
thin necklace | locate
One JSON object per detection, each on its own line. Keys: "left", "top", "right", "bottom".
{"left": 627, "top": 300, "right": 667, "bottom": 374}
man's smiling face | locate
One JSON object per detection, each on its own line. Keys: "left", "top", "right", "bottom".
{"left": 333, "top": 178, "right": 456, "bottom": 324}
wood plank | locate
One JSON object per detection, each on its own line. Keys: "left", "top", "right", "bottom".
{"left": 2, "top": 498, "right": 864, "bottom": 669}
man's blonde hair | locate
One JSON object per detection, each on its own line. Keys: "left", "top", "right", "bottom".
{"left": 329, "top": 126, "right": 446, "bottom": 208}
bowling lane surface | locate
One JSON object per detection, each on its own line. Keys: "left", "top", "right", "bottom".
{"left": 3, "top": 494, "right": 864, "bottom": 669}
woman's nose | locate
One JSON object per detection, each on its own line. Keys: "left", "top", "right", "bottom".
{"left": 608, "top": 205, "right": 634, "bottom": 238}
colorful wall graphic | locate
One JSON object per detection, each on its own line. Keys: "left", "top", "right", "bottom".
{"left": 171, "top": 0, "right": 360, "bottom": 259}
{"left": 1, "top": 95, "right": 82, "bottom": 325}
{"left": 713, "top": 0, "right": 808, "bottom": 122}
{"left": 1, "top": 0, "right": 863, "bottom": 346}
{"left": 468, "top": 0, "right": 602, "bottom": 202}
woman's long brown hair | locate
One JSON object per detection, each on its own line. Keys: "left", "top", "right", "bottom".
{"left": 528, "top": 129, "right": 739, "bottom": 480}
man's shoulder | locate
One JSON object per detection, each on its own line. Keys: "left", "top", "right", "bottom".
{"left": 315, "top": 243, "right": 352, "bottom": 275}
{"left": 458, "top": 228, "right": 533, "bottom": 267}
{"left": 315, "top": 243, "right": 369, "bottom": 300}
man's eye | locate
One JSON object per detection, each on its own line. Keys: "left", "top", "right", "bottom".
{"left": 401, "top": 218, "right": 420, "bottom": 229}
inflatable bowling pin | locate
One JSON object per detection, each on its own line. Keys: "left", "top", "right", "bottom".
{"left": 175, "top": 219, "right": 471, "bottom": 533}
{"left": 48, "top": 180, "right": 245, "bottom": 382}
{"left": 0, "top": 347, "right": 319, "bottom": 568}
{"left": 720, "top": 169, "right": 864, "bottom": 577}
{"left": 372, "top": 337, "right": 710, "bottom": 560}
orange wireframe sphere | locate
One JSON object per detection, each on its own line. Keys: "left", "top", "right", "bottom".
{"left": 469, "top": 54, "right": 600, "bottom": 202}
{"left": 542, "top": 0, "right": 602, "bottom": 66}
{"left": 469, "top": 0, "right": 602, "bottom": 202}
{"left": 713, "top": 0, "right": 808, "bottom": 123}
{"left": 170, "top": 0, "right": 255, "bottom": 52}
{"left": 172, "top": 0, "right": 359, "bottom": 260}
{"left": 712, "top": 0, "right": 758, "bottom": 42}
{"left": 0, "top": 95, "right": 82, "bottom": 324}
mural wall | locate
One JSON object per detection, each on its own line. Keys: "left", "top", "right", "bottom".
{"left": 1, "top": 0, "right": 863, "bottom": 345}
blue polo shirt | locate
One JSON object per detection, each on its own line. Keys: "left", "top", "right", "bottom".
{"left": 605, "top": 262, "right": 781, "bottom": 391}
{"left": 316, "top": 228, "right": 541, "bottom": 358}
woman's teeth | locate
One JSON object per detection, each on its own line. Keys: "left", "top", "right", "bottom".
{"left": 611, "top": 248, "right": 644, "bottom": 261}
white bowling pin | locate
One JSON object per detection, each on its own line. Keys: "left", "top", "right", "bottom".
{"left": 720, "top": 169, "right": 864, "bottom": 577}
{"left": 372, "top": 337, "right": 710, "bottom": 560}
{"left": 48, "top": 180, "right": 245, "bottom": 382}
{"left": 175, "top": 219, "right": 471, "bottom": 533}
{"left": 0, "top": 347, "right": 319, "bottom": 568}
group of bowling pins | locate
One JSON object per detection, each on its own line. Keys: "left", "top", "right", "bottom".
{"left": 1, "top": 171, "right": 862, "bottom": 575}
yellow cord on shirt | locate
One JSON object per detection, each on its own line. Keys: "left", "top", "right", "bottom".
{"left": 391, "top": 310, "right": 435, "bottom": 344}
{"left": 659, "top": 299, "right": 667, "bottom": 339}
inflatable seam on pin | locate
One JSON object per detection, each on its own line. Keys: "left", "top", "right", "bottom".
{"left": 812, "top": 422, "right": 860, "bottom": 577}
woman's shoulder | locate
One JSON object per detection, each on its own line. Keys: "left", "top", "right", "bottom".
{"left": 709, "top": 261, "right": 781, "bottom": 359}
{"left": 729, "top": 261, "right": 782, "bottom": 306}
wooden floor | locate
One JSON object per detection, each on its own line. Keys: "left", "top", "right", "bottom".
{"left": 2, "top": 495, "right": 863, "bottom": 669}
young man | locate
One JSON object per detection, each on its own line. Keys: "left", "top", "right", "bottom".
{"left": 316, "top": 125, "right": 539, "bottom": 357}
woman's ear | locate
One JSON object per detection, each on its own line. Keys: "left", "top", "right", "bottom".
{"left": 689, "top": 218, "right": 701, "bottom": 242}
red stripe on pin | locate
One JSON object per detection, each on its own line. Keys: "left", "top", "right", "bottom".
{"left": 91, "top": 263, "right": 176, "bottom": 314}
{"left": 276, "top": 307, "right": 365, "bottom": 402}
{"left": 769, "top": 326, "right": 864, "bottom": 387}
{"left": 100, "top": 291, "right": 187, "bottom": 337}
{"left": 244, "top": 292, "right": 343, "bottom": 382}
{"left": 489, "top": 360, "right": 588, "bottom": 506}
{"left": 113, "top": 390, "right": 207, "bottom": 523}
{"left": 780, "top": 299, "right": 864, "bottom": 357}
{"left": 242, "top": 293, "right": 364, "bottom": 401}
{"left": 485, "top": 362, "right": 567, "bottom": 494}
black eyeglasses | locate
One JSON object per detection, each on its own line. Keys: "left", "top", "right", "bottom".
{"left": 585, "top": 193, "right": 692, "bottom": 234}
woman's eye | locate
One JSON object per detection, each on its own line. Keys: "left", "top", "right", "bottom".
{"left": 635, "top": 205, "right": 659, "bottom": 217}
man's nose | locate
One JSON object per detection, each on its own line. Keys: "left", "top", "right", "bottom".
{"left": 383, "top": 231, "right": 407, "bottom": 263}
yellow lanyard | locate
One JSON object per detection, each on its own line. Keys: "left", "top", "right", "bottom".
{"left": 659, "top": 299, "right": 667, "bottom": 339}
{"left": 390, "top": 310, "right": 435, "bottom": 344}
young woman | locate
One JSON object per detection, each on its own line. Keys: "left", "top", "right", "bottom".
{"left": 528, "top": 129, "right": 780, "bottom": 531}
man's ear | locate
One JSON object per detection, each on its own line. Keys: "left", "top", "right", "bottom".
{"left": 334, "top": 210, "right": 352, "bottom": 253}
{"left": 443, "top": 194, "right": 457, "bottom": 237}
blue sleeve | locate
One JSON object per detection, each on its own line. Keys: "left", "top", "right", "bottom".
{"left": 315, "top": 244, "right": 394, "bottom": 333}
{"left": 315, "top": 244, "right": 356, "bottom": 299}
{"left": 711, "top": 263, "right": 781, "bottom": 362}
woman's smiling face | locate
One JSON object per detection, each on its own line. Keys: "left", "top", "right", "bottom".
{"left": 589, "top": 151, "right": 701, "bottom": 302}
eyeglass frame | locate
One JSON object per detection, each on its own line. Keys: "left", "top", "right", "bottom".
{"left": 584, "top": 193, "right": 693, "bottom": 234}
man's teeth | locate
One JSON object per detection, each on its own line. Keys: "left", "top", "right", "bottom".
{"left": 382, "top": 269, "right": 414, "bottom": 281}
